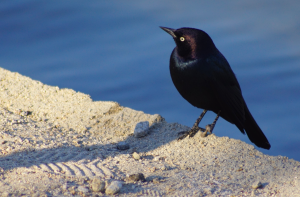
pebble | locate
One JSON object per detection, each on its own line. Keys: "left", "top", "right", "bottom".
{"left": 1, "top": 192, "right": 10, "bottom": 197}
{"left": 78, "top": 186, "right": 89, "bottom": 193}
{"left": 21, "top": 110, "right": 30, "bottom": 116}
{"left": 252, "top": 181, "right": 262, "bottom": 189}
{"left": 62, "top": 183, "right": 68, "bottom": 190}
{"left": 117, "top": 141, "right": 130, "bottom": 150}
{"left": 105, "top": 181, "right": 122, "bottom": 195}
{"left": 128, "top": 173, "right": 146, "bottom": 182}
{"left": 161, "top": 165, "right": 170, "bottom": 171}
{"left": 132, "top": 152, "right": 140, "bottom": 160}
{"left": 149, "top": 167, "right": 156, "bottom": 172}
{"left": 134, "top": 121, "right": 149, "bottom": 138}
{"left": 152, "top": 178, "right": 160, "bottom": 184}
{"left": 91, "top": 177, "right": 105, "bottom": 192}
{"left": 0, "top": 140, "right": 7, "bottom": 144}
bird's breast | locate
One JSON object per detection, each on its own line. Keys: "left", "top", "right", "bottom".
{"left": 169, "top": 54, "right": 219, "bottom": 111}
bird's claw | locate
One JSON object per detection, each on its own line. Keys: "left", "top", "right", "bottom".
{"left": 200, "top": 125, "right": 212, "bottom": 137}
{"left": 177, "top": 126, "right": 205, "bottom": 140}
{"left": 177, "top": 131, "right": 190, "bottom": 140}
{"left": 205, "top": 124, "right": 212, "bottom": 133}
{"left": 178, "top": 124, "right": 213, "bottom": 140}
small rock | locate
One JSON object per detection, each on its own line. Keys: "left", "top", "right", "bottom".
{"left": 70, "top": 188, "right": 76, "bottom": 195}
{"left": 31, "top": 192, "right": 42, "bottom": 197}
{"left": 153, "top": 156, "right": 165, "bottom": 161}
{"left": 62, "top": 183, "right": 68, "bottom": 190}
{"left": 161, "top": 165, "right": 170, "bottom": 171}
{"left": 252, "top": 181, "right": 262, "bottom": 189}
{"left": 78, "top": 186, "right": 89, "bottom": 193}
{"left": 0, "top": 140, "right": 7, "bottom": 144}
{"left": 86, "top": 146, "right": 98, "bottom": 151}
{"left": 152, "top": 178, "right": 160, "bottom": 184}
{"left": 21, "top": 110, "right": 31, "bottom": 116}
{"left": 149, "top": 167, "right": 156, "bottom": 172}
{"left": 91, "top": 177, "right": 106, "bottom": 192}
{"left": 77, "top": 140, "right": 83, "bottom": 144}
{"left": 105, "top": 179, "right": 113, "bottom": 188}
{"left": 204, "top": 188, "right": 212, "bottom": 195}
{"left": 128, "top": 173, "right": 146, "bottom": 182}
{"left": 117, "top": 141, "right": 130, "bottom": 150}
{"left": 134, "top": 121, "right": 149, "bottom": 138}
{"left": 1, "top": 191, "right": 10, "bottom": 197}
{"left": 105, "top": 181, "right": 122, "bottom": 195}
{"left": 132, "top": 152, "right": 140, "bottom": 160}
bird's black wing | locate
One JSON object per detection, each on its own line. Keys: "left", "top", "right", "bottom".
{"left": 206, "top": 54, "right": 245, "bottom": 133}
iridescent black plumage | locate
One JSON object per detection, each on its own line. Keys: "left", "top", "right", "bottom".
{"left": 160, "top": 26, "right": 270, "bottom": 149}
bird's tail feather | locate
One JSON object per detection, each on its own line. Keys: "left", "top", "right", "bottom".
{"left": 244, "top": 105, "right": 271, "bottom": 149}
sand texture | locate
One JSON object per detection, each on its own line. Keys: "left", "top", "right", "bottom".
{"left": 0, "top": 67, "right": 299, "bottom": 196}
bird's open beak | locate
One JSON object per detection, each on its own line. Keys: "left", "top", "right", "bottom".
{"left": 160, "top": 26, "right": 177, "bottom": 38}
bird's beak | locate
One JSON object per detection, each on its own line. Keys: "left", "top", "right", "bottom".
{"left": 160, "top": 26, "right": 176, "bottom": 38}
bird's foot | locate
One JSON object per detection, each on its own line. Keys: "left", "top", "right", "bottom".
{"left": 177, "top": 126, "right": 205, "bottom": 140}
{"left": 178, "top": 124, "right": 214, "bottom": 140}
{"left": 200, "top": 124, "right": 213, "bottom": 137}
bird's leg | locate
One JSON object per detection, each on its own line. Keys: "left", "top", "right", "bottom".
{"left": 191, "top": 109, "right": 207, "bottom": 130}
{"left": 201, "top": 110, "right": 221, "bottom": 137}
{"left": 208, "top": 110, "right": 221, "bottom": 133}
{"left": 178, "top": 109, "right": 207, "bottom": 140}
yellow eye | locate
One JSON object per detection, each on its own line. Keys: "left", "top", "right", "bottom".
{"left": 180, "top": 37, "right": 185, "bottom": 41}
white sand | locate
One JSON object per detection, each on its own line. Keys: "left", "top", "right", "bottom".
{"left": 0, "top": 67, "right": 299, "bottom": 196}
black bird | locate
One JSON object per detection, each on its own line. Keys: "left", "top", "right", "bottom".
{"left": 160, "top": 26, "right": 271, "bottom": 150}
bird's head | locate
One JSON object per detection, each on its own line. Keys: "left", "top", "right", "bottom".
{"left": 160, "top": 27, "right": 216, "bottom": 59}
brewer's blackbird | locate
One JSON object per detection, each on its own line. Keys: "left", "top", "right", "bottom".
{"left": 160, "top": 26, "right": 271, "bottom": 150}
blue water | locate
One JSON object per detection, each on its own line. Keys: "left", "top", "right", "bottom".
{"left": 1, "top": 0, "right": 300, "bottom": 160}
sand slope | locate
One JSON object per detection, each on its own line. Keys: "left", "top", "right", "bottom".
{"left": 0, "top": 67, "right": 299, "bottom": 196}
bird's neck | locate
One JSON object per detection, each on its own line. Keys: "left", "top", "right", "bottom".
{"left": 175, "top": 47, "right": 197, "bottom": 61}
{"left": 171, "top": 50, "right": 198, "bottom": 70}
